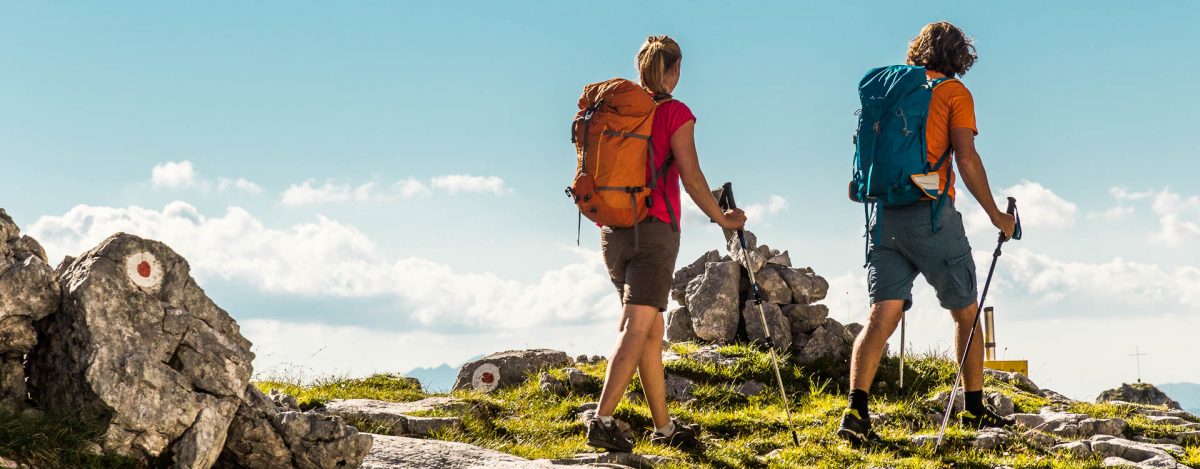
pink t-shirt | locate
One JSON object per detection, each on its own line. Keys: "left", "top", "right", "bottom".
{"left": 647, "top": 100, "right": 695, "bottom": 226}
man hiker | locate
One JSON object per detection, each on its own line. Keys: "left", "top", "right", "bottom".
{"left": 838, "top": 21, "right": 1018, "bottom": 445}
{"left": 569, "top": 35, "right": 746, "bottom": 452}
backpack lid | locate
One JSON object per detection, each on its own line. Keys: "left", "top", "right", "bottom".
{"left": 578, "top": 78, "right": 655, "bottom": 117}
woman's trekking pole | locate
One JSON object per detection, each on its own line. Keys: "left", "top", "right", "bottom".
{"left": 716, "top": 182, "right": 800, "bottom": 446}
{"left": 935, "top": 197, "right": 1021, "bottom": 452}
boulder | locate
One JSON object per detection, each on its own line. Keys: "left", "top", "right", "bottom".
{"left": 217, "top": 386, "right": 373, "bottom": 469}
{"left": 797, "top": 319, "right": 850, "bottom": 364}
{"left": 0, "top": 209, "right": 59, "bottom": 411}
{"left": 321, "top": 398, "right": 465, "bottom": 437}
{"left": 782, "top": 304, "right": 828, "bottom": 335}
{"left": 28, "top": 233, "right": 253, "bottom": 467}
{"left": 973, "top": 427, "right": 1012, "bottom": 450}
{"left": 670, "top": 250, "right": 720, "bottom": 305}
{"left": 742, "top": 300, "right": 791, "bottom": 352}
{"left": 989, "top": 392, "right": 1016, "bottom": 417}
{"left": 664, "top": 374, "right": 694, "bottom": 402}
{"left": 550, "top": 452, "right": 667, "bottom": 469}
{"left": 1054, "top": 440, "right": 1093, "bottom": 458}
{"left": 766, "top": 250, "right": 791, "bottom": 267}
{"left": 665, "top": 306, "right": 698, "bottom": 343}
{"left": 1090, "top": 436, "right": 1181, "bottom": 463}
{"left": 983, "top": 369, "right": 1041, "bottom": 395}
{"left": 564, "top": 368, "right": 595, "bottom": 393}
{"left": 728, "top": 231, "right": 771, "bottom": 274}
{"left": 736, "top": 380, "right": 767, "bottom": 397}
{"left": 537, "top": 372, "right": 566, "bottom": 396}
{"left": 452, "top": 349, "right": 572, "bottom": 393}
{"left": 1097, "top": 383, "right": 1183, "bottom": 410}
{"left": 777, "top": 267, "right": 829, "bottom": 304}
{"left": 1023, "top": 429, "right": 1057, "bottom": 449}
{"left": 753, "top": 266, "right": 792, "bottom": 305}
{"left": 683, "top": 262, "right": 741, "bottom": 342}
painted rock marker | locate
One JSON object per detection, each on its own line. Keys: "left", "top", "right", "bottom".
{"left": 124, "top": 251, "right": 163, "bottom": 290}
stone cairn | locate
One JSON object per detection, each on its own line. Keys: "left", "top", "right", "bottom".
{"left": 665, "top": 231, "right": 861, "bottom": 364}
{"left": 0, "top": 209, "right": 372, "bottom": 469}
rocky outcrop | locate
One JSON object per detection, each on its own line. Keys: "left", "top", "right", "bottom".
{"left": 683, "top": 261, "right": 741, "bottom": 341}
{"left": 0, "top": 209, "right": 59, "bottom": 411}
{"left": 28, "top": 233, "right": 253, "bottom": 467}
{"left": 322, "top": 398, "right": 465, "bottom": 438}
{"left": 1099, "top": 383, "right": 1183, "bottom": 410}
{"left": 218, "top": 386, "right": 373, "bottom": 469}
{"left": 453, "top": 349, "right": 572, "bottom": 393}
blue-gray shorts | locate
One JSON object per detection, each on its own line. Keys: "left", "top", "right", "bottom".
{"left": 867, "top": 201, "right": 978, "bottom": 311}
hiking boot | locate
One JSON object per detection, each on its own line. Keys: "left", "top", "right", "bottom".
{"left": 649, "top": 418, "right": 699, "bottom": 449}
{"left": 586, "top": 416, "right": 634, "bottom": 452}
{"left": 836, "top": 409, "right": 877, "bottom": 447}
{"left": 959, "top": 406, "right": 1015, "bottom": 429}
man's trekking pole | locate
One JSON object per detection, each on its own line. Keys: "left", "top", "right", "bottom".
{"left": 716, "top": 182, "right": 800, "bottom": 446}
{"left": 935, "top": 197, "right": 1021, "bottom": 452}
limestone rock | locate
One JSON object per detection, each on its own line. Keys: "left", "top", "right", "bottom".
{"left": 217, "top": 385, "right": 373, "bottom": 469}
{"left": 1023, "top": 429, "right": 1057, "bottom": 449}
{"left": 564, "top": 368, "right": 595, "bottom": 393}
{"left": 684, "top": 262, "right": 741, "bottom": 342}
{"left": 737, "top": 380, "right": 767, "bottom": 397}
{"left": 1054, "top": 440, "right": 1093, "bottom": 458}
{"left": 728, "top": 231, "right": 771, "bottom": 274}
{"left": 798, "top": 319, "right": 850, "bottom": 364}
{"left": 777, "top": 267, "right": 828, "bottom": 304}
{"left": 1090, "top": 436, "right": 1180, "bottom": 464}
{"left": 28, "top": 233, "right": 253, "bottom": 467}
{"left": 753, "top": 266, "right": 792, "bottom": 305}
{"left": 984, "top": 369, "right": 1041, "bottom": 395}
{"left": 363, "top": 434, "right": 552, "bottom": 469}
{"left": 670, "top": 250, "right": 720, "bottom": 305}
{"left": 1098, "top": 383, "right": 1183, "bottom": 410}
{"left": 538, "top": 372, "right": 566, "bottom": 396}
{"left": 742, "top": 300, "right": 791, "bottom": 352}
{"left": 782, "top": 304, "right": 828, "bottom": 336}
{"left": 1011, "top": 413, "right": 1046, "bottom": 429}
{"left": 973, "top": 427, "right": 1012, "bottom": 450}
{"left": 322, "top": 398, "right": 464, "bottom": 437}
{"left": 664, "top": 374, "right": 695, "bottom": 402}
{"left": 0, "top": 209, "right": 59, "bottom": 411}
{"left": 766, "top": 250, "right": 791, "bottom": 267}
{"left": 665, "top": 306, "right": 698, "bottom": 343}
{"left": 452, "top": 349, "right": 572, "bottom": 393}
{"left": 989, "top": 392, "right": 1016, "bottom": 417}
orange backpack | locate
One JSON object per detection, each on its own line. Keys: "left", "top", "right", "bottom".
{"left": 567, "top": 78, "right": 677, "bottom": 245}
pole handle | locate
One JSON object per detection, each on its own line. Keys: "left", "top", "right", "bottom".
{"left": 717, "top": 182, "right": 749, "bottom": 250}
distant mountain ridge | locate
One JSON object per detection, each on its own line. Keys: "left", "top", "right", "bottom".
{"left": 405, "top": 355, "right": 483, "bottom": 392}
{"left": 1159, "top": 382, "right": 1200, "bottom": 415}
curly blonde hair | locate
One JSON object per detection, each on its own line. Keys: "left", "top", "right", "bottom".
{"left": 636, "top": 35, "right": 681, "bottom": 96}
{"left": 906, "top": 22, "right": 977, "bottom": 77}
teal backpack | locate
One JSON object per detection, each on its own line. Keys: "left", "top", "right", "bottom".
{"left": 851, "top": 65, "right": 955, "bottom": 256}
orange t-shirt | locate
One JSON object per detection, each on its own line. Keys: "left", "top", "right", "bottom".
{"left": 925, "top": 71, "right": 977, "bottom": 200}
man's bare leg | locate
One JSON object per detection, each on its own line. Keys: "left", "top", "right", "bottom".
{"left": 950, "top": 303, "right": 984, "bottom": 392}
{"left": 849, "top": 300, "right": 906, "bottom": 391}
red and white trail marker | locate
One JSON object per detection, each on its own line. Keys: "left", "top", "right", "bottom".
{"left": 125, "top": 251, "right": 163, "bottom": 290}
{"left": 471, "top": 363, "right": 501, "bottom": 393}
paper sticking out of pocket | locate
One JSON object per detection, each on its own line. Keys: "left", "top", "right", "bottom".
{"left": 911, "top": 172, "right": 941, "bottom": 199}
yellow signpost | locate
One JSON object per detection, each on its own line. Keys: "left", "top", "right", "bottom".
{"left": 981, "top": 307, "right": 1030, "bottom": 376}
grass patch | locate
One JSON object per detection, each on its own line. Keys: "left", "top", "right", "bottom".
{"left": 255, "top": 373, "right": 427, "bottom": 409}
{"left": 1067, "top": 402, "right": 1190, "bottom": 439}
{"left": 0, "top": 409, "right": 141, "bottom": 468}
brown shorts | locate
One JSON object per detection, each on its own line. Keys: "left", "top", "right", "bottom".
{"left": 601, "top": 218, "right": 681, "bottom": 312}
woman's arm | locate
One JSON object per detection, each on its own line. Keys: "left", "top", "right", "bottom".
{"left": 670, "top": 120, "right": 746, "bottom": 229}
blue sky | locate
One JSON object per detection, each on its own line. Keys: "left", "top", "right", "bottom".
{"left": 2, "top": 2, "right": 1197, "bottom": 399}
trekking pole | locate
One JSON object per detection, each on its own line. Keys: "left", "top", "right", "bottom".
{"left": 899, "top": 314, "right": 906, "bottom": 389}
{"left": 716, "top": 182, "right": 800, "bottom": 446}
{"left": 935, "top": 197, "right": 1021, "bottom": 452}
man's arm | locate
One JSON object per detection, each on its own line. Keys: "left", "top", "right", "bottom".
{"left": 951, "top": 128, "right": 1015, "bottom": 238}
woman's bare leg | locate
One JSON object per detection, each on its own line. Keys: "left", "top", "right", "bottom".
{"left": 596, "top": 304, "right": 660, "bottom": 417}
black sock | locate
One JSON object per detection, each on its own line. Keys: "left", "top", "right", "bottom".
{"left": 964, "top": 390, "right": 986, "bottom": 414}
{"left": 848, "top": 389, "right": 870, "bottom": 417}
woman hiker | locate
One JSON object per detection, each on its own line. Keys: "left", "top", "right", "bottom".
{"left": 585, "top": 35, "right": 748, "bottom": 452}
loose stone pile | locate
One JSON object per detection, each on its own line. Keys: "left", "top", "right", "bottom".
{"left": 665, "top": 231, "right": 862, "bottom": 364}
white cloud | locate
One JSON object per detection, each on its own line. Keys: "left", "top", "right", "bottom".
{"left": 1111, "top": 187, "right": 1154, "bottom": 201}
{"left": 1087, "top": 205, "right": 1135, "bottom": 221}
{"left": 960, "top": 180, "right": 1078, "bottom": 235}
{"left": 217, "top": 177, "right": 264, "bottom": 194}
{"left": 29, "top": 202, "right": 617, "bottom": 330}
{"left": 744, "top": 195, "right": 789, "bottom": 222}
{"left": 1003, "top": 248, "right": 1200, "bottom": 308}
{"left": 151, "top": 161, "right": 199, "bottom": 188}
{"left": 150, "top": 161, "right": 263, "bottom": 195}
{"left": 280, "top": 175, "right": 503, "bottom": 206}
{"left": 429, "top": 175, "right": 511, "bottom": 195}
{"left": 1150, "top": 189, "right": 1200, "bottom": 247}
